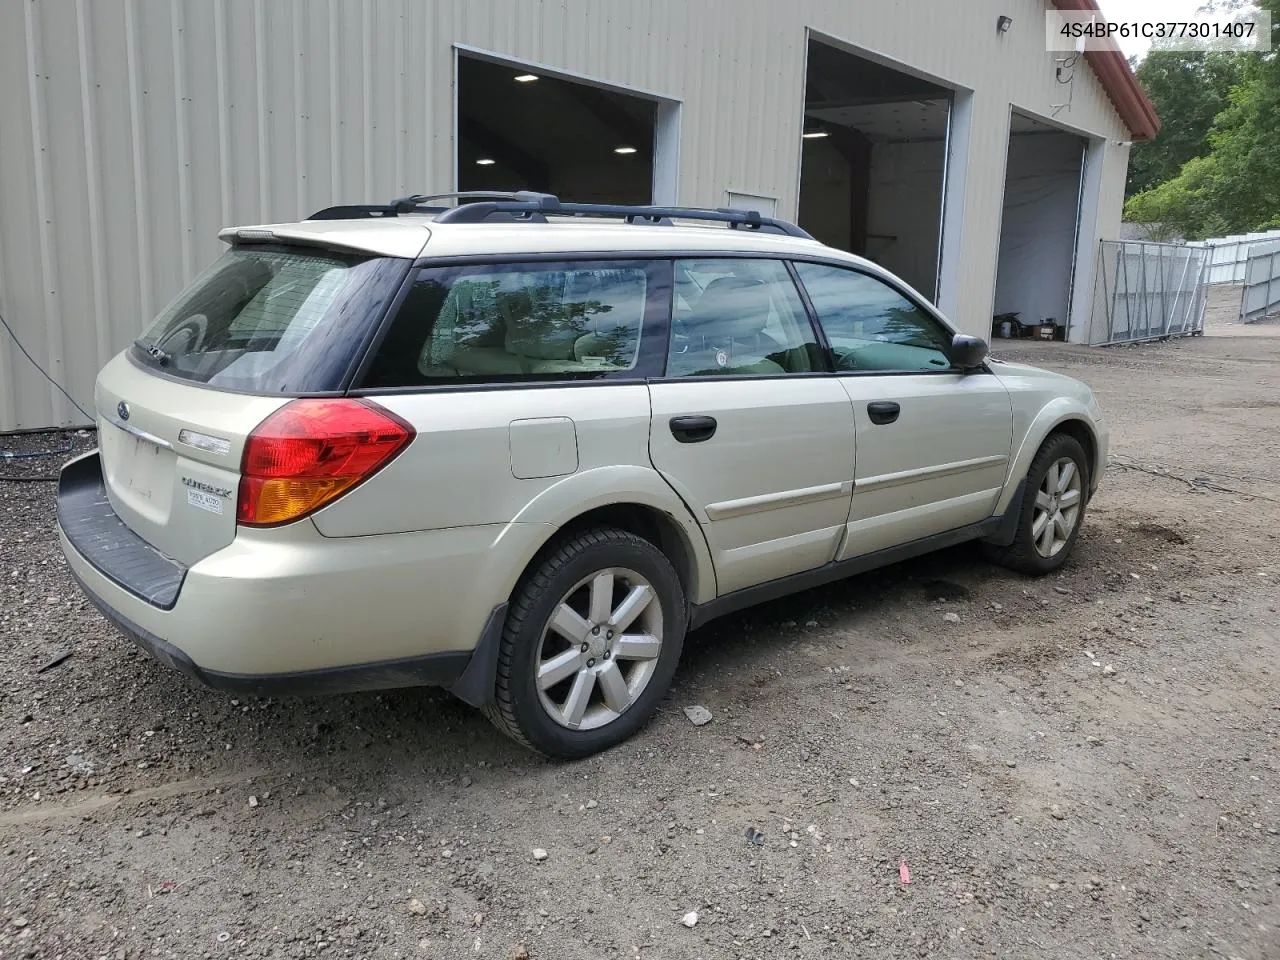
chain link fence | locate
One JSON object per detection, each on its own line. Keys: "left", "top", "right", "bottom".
{"left": 1092, "top": 240, "right": 1208, "bottom": 345}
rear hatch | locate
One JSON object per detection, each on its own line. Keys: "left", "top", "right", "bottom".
{"left": 95, "top": 244, "right": 406, "bottom": 566}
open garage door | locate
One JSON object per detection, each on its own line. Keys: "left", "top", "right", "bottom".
{"left": 456, "top": 54, "right": 661, "bottom": 205}
{"left": 798, "top": 39, "right": 952, "bottom": 302}
{"left": 992, "top": 112, "right": 1086, "bottom": 341}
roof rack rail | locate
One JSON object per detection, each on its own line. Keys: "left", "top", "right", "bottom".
{"left": 307, "top": 190, "right": 815, "bottom": 238}
{"left": 306, "top": 191, "right": 558, "bottom": 221}
{"left": 433, "top": 195, "right": 815, "bottom": 239}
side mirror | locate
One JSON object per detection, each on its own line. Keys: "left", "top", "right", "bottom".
{"left": 949, "top": 334, "right": 989, "bottom": 371}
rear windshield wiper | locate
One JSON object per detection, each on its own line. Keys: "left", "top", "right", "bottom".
{"left": 134, "top": 338, "right": 171, "bottom": 366}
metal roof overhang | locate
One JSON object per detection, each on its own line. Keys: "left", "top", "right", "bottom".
{"left": 1052, "top": 0, "right": 1162, "bottom": 141}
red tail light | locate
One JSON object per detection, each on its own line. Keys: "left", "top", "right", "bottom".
{"left": 237, "top": 399, "right": 414, "bottom": 527}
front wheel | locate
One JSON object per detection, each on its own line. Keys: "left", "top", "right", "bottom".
{"left": 485, "top": 528, "right": 687, "bottom": 758}
{"left": 986, "top": 433, "right": 1089, "bottom": 575}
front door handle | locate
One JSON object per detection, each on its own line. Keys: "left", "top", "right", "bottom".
{"left": 669, "top": 415, "right": 718, "bottom": 443}
{"left": 867, "top": 401, "right": 901, "bottom": 425}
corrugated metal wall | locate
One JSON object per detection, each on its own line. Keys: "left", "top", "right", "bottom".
{"left": 0, "top": 0, "right": 1131, "bottom": 430}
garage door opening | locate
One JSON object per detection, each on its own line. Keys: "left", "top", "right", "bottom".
{"left": 992, "top": 112, "right": 1087, "bottom": 340}
{"left": 456, "top": 54, "right": 658, "bottom": 204}
{"left": 798, "top": 39, "right": 952, "bottom": 301}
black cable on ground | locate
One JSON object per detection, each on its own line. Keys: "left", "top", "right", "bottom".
{"left": 0, "top": 474, "right": 58, "bottom": 483}
{"left": 0, "top": 308, "right": 95, "bottom": 422}
{"left": 1, "top": 441, "right": 73, "bottom": 460}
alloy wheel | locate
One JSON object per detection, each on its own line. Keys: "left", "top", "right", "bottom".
{"left": 535, "top": 567, "right": 664, "bottom": 730}
{"left": 1032, "top": 456, "right": 1083, "bottom": 558}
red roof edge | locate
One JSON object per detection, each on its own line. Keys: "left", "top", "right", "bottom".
{"left": 1051, "top": 0, "right": 1161, "bottom": 141}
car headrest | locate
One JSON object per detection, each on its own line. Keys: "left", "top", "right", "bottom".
{"left": 691, "top": 277, "right": 770, "bottom": 342}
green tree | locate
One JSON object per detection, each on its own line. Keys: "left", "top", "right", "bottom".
{"left": 1127, "top": 49, "right": 1245, "bottom": 197}
{"left": 1125, "top": 0, "right": 1280, "bottom": 238}
{"left": 1125, "top": 155, "right": 1232, "bottom": 239}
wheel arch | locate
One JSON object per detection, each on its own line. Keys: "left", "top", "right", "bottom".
{"left": 549, "top": 503, "right": 705, "bottom": 605}
{"left": 996, "top": 403, "right": 1101, "bottom": 516}
{"left": 503, "top": 465, "right": 717, "bottom": 606}
{"left": 452, "top": 469, "right": 714, "bottom": 710}
{"left": 1048, "top": 418, "right": 1098, "bottom": 486}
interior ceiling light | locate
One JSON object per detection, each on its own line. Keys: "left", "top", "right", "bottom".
{"left": 614, "top": 146, "right": 637, "bottom": 154}
{"left": 513, "top": 73, "right": 539, "bottom": 83}
{"left": 802, "top": 130, "right": 829, "bottom": 139}
{"left": 475, "top": 158, "right": 496, "bottom": 165}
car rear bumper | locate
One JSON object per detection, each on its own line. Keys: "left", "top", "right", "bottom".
{"left": 66, "top": 560, "right": 483, "bottom": 695}
{"left": 58, "top": 451, "right": 546, "bottom": 698}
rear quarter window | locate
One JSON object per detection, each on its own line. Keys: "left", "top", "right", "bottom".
{"left": 132, "top": 246, "right": 406, "bottom": 393}
{"left": 359, "top": 260, "right": 671, "bottom": 388}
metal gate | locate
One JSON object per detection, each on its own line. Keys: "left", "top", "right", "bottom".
{"left": 1094, "top": 240, "right": 1208, "bottom": 344}
{"left": 1240, "top": 239, "right": 1280, "bottom": 323}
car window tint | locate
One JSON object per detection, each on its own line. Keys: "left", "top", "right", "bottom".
{"left": 131, "top": 247, "right": 400, "bottom": 393}
{"left": 361, "top": 260, "right": 666, "bottom": 386}
{"left": 666, "top": 259, "right": 821, "bottom": 377}
{"left": 793, "top": 262, "right": 952, "bottom": 373}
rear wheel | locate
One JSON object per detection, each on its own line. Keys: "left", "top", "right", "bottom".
{"left": 485, "top": 528, "right": 686, "bottom": 758}
{"left": 986, "top": 433, "right": 1089, "bottom": 575}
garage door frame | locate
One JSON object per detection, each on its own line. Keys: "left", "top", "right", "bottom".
{"left": 451, "top": 44, "right": 683, "bottom": 206}
{"left": 995, "top": 104, "right": 1108, "bottom": 343}
{"left": 799, "top": 29, "right": 973, "bottom": 314}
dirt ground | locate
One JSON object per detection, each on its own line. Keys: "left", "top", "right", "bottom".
{"left": 2, "top": 324, "right": 1279, "bottom": 960}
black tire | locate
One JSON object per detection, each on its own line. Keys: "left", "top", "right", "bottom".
{"left": 984, "top": 433, "right": 1090, "bottom": 576}
{"left": 484, "top": 527, "right": 687, "bottom": 759}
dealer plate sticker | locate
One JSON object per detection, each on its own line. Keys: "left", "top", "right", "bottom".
{"left": 187, "top": 488, "right": 224, "bottom": 515}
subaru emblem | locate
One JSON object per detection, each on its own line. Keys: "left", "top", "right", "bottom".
{"left": 117, "top": 400, "right": 130, "bottom": 421}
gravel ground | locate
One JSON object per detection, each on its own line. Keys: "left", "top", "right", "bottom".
{"left": 2, "top": 332, "right": 1279, "bottom": 960}
{"left": 1202, "top": 284, "right": 1245, "bottom": 330}
{"left": 1202, "top": 284, "right": 1280, "bottom": 336}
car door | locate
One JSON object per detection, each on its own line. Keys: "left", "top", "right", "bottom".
{"left": 648, "top": 258, "right": 856, "bottom": 595}
{"left": 792, "top": 261, "right": 1014, "bottom": 560}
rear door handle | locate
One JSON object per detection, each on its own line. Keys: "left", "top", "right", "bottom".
{"left": 669, "top": 415, "right": 718, "bottom": 443}
{"left": 867, "top": 401, "right": 901, "bottom": 425}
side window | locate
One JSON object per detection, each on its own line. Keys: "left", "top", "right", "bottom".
{"left": 361, "top": 260, "right": 665, "bottom": 386}
{"left": 793, "top": 262, "right": 953, "bottom": 373}
{"left": 667, "top": 258, "right": 821, "bottom": 377}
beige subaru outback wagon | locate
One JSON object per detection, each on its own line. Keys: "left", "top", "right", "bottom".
{"left": 58, "top": 191, "right": 1108, "bottom": 758}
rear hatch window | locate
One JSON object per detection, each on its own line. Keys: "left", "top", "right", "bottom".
{"left": 132, "top": 245, "right": 406, "bottom": 393}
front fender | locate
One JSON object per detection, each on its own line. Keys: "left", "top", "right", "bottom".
{"left": 995, "top": 400, "right": 1102, "bottom": 516}
{"left": 503, "top": 464, "right": 718, "bottom": 604}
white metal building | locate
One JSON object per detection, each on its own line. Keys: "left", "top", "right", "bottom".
{"left": 0, "top": 0, "right": 1157, "bottom": 431}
